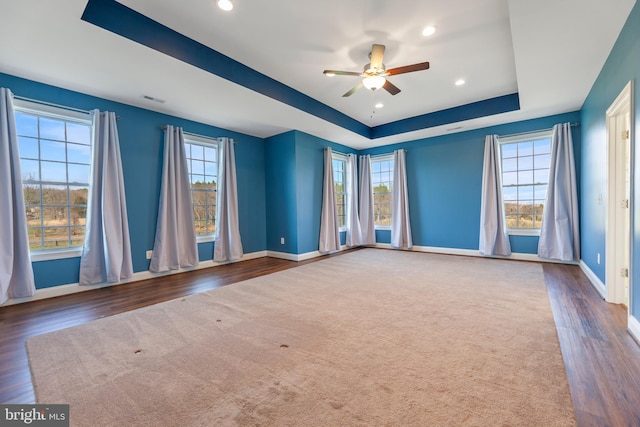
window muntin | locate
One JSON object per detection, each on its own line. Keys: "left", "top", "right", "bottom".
{"left": 185, "top": 138, "right": 218, "bottom": 238}
{"left": 332, "top": 154, "right": 346, "bottom": 228}
{"left": 499, "top": 131, "right": 552, "bottom": 232}
{"left": 15, "top": 106, "right": 91, "bottom": 253}
{"left": 371, "top": 156, "right": 393, "bottom": 227}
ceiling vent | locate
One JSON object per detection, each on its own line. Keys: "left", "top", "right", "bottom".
{"left": 142, "top": 95, "right": 166, "bottom": 104}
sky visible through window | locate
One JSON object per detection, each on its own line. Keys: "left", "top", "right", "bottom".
{"left": 16, "top": 111, "right": 91, "bottom": 250}
{"left": 501, "top": 137, "right": 551, "bottom": 230}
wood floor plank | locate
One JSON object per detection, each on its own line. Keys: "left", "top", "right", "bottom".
{"left": 2, "top": 253, "right": 640, "bottom": 426}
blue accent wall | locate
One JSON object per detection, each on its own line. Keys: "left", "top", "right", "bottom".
{"left": 361, "top": 111, "right": 581, "bottom": 253}
{"left": 0, "top": 72, "right": 266, "bottom": 289}
{"left": 265, "top": 130, "right": 356, "bottom": 255}
{"left": 580, "top": 1, "right": 640, "bottom": 314}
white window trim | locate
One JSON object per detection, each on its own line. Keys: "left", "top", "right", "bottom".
{"left": 331, "top": 152, "right": 347, "bottom": 232}
{"left": 498, "top": 129, "right": 553, "bottom": 236}
{"left": 184, "top": 134, "right": 220, "bottom": 243}
{"left": 14, "top": 100, "right": 92, "bottom": 261}
{"left": 371, "top": 153, "right": 394, "bottom": 230}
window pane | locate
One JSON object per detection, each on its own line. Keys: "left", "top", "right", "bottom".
{"left": 517, "top": 155, "right": 533, "bottom": 171}
{"left": 503, "top": 186, "right": 517, "bottom": 201}
{"left": 190, "top": 159, "right": 205, "bottom": 175}
{"left": 204, "top": 146, "right": 217, "bottom": 161}
{"left": 21, "top": 159, "right": 40, "bottom": 181}
{"left": 18, "top": 136, "right": 39, "bottom": 159}
{"left": 534, "top": 139, "right": 551, "bottom": 154}
{"left": 40, "top": 139, "right": 66, "bottom": 162}
{"left": 68, "top": 163, "right": 90, "bottom": 184}
{"left": 518, "top": 170, "right": 534, "bottom": 185}
{"left": 534, "top": 169, "right": 549, "bottom": 184}
{"left": 66, "top": 122, "right": 90, "bottom": 144}
{"left": 190, "top": 144, "right": 204, "bottom": 160}
{"left": 517, "top": 141, "right": 533, "bottom": 156}
{"left": 534, "top": 185, "right": 547, "bottom": 200}
{"left": 42, "top": 185, "right": 67, "bottom": 205}
{"left": 501, "top": 144, "right": 517, "bottom": 159}
{"left": 39, "top": 118, "right": 65, "bottom": 141}
{"left": 15, "top": 113, "right": 38, "bottom": 137}
{"left": 534, "top": 154, "right": 551, "bottom": 169}
{"left": 518, "top": 186, "right": 534, "bottom": 200}
{"left": 40, "top": 161, "right": 66, "bottom": 182}
{"left": 502, "top": 157, "right": 517, "bottom": 172}
{"left": 67, "top": 142, "right": 91, "bottom": 164}
{"left": 503, "top": 171, "right": 517, "bottom": 186}
{"left": 43, "top": 227, "right": 70, "bottom": 249}
{"left": 24, "top": 185, "right": 41, "bottom": 206}
{"left": 204, "top": 161, "right": 217, "bottom": 176}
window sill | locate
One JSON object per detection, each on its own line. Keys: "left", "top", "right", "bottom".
{"left": 197, "top": 235, "right": 216, "bottom": 243}
{"left": 374, "top": 225, "right": 391, "bottom": 231}
{"left": 31, "top": 248, "right": 82, "bottom": 262}
{"left": 507, "top": 229, "right": 541, "bottom": 237}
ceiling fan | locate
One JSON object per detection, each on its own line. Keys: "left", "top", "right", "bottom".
{"left": 323, "top": 44, "right": 430, "bottom": 97}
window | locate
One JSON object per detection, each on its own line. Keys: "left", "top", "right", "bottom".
{"left": 14, "top": 102, "right": 91, "bottom": 254}
{"left": 185, "top": 137, "right": 218, "bottom": 239}
{"left": 499, "top": 130, "right": 552, "bottom": 233}
{"left": 371, "top": 155, "right": 393, "bottom": 227}
{"left": 332, "top": 154, "right": 346, "bottom": 228}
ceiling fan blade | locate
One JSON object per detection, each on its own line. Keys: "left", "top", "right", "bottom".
{"left": 369, "top": 44, "right": 385, "bottom": 70}
{"left": 385, "top": 61, "right": 430, "bottom": 76}
{"left": 382, "top": 80, "right": 401, "bottom": 95}
{"left": 343, "top": 82, "right": 364, "bottom": 97}
{"left": 323, "top": 70, "right": 362, "bottom": 76}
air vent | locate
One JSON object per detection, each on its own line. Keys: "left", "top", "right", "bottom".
{"left": 447, "top": 126, "right": 463, "bottom": 132}
{"left": 141, "top": 95, "right": 166, "bottom": 104}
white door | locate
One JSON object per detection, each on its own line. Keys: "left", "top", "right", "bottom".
{"left": 606, "top": 81, "right": 633, "bottom": 308}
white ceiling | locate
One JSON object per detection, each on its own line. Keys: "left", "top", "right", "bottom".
{"left": 0, "top": 0, "right": 635, "bottom": 149}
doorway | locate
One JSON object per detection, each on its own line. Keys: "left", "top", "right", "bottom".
{"left": 606, "top": 81, "right": 633, "bottom": 308}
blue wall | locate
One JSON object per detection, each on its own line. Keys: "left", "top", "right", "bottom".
{"left": 361, "top": 112, "right": 581, "bottom": 252}
{"left": 265, "top": 130, "right": 356, "bottom": 255}
{"left": 580, "top": 1, "right": 640, "bottom": 314}
{"left": 0, "top": 72, "right": 266, "bottom": 289}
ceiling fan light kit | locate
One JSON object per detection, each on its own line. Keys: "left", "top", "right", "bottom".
{"left": 323, "top": 44, "right": 430, "bottom": 97}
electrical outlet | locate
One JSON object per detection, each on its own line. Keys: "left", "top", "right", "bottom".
{"left": 146, "top": 250, "right": 153, "bottom": 260}
{"left": 280, "top": 237, "right": 285, "bottom": 245}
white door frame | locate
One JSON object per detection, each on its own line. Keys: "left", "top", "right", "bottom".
{"left": 605, "top": 80, "right": 634, "bottom": 308}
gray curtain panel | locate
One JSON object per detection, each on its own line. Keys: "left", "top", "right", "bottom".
{"left": 538, "top": 123, "right": 580, "bottom": 261}
{"left": 479, "top": 135, "right": 511, "bottom": 256}
{"left": 319, "top": 147, "right": 340, "bottom": 253}
{"left": 391, "top": 149, "right": 413, "bottom": 249}
{"left": 214, "top": 137, "right": 243, "bottom": 262}
{"left": 150, "top": 126, "right": 199, "bottom": 272}
{"left": 79, "top": 110, "right": 133, "bottom": 285}
{"left": 345, "top": 153, "right": 363, "bottom": 247}
{"left": 358, "top": 155, "right": 376, "bottom": 246}
{"left": 0, "top": 88, "right": 35, "bottom": 304}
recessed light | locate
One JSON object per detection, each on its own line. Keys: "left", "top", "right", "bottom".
{"left": 454, "top": 79, "right": 466, "bottom": 86}
{"left": 324, "top": 72, "right": 335, "bottom": 77}
{"left": 422, "top": 26, "right": 436, "bottom": 37}
{"left": 217, "top": 0, "right": 233, "bottom": 11}
{"left": 375, "top": 103, "right": 384, "bottom": 109}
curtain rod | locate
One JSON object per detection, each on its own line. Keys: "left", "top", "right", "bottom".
{"left": 499, "top": 122, "right": 579, "bottom": 140}
{"left": 161, "top": 126, "right": 237, "bottom": 143}
{"left": 13, "top": 95, "right": 121, "bottom": 120}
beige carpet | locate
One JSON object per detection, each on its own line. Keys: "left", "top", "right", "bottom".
{"left": 27, "top": 249, "right": 576, "bottom": 426}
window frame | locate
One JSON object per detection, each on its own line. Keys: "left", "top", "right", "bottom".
{"left": 371, "top": 154, "right": 394, "bottom": 230}
{"left": 183, "top": 134, "right": 220, "bottom": 243}
{"left": 498, "top": 129, "right": 553, "bottom": 236}
{"left": 13, "top": 100, "right": 92, "bottom": 261}
{"left": 331, "top": 152, "right": 347, "bottom": 231}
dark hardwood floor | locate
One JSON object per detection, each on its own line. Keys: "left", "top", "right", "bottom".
{"left": 1, "top": 251, "right": 640, "bottom": 425}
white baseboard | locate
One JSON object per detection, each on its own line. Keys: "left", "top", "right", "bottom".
{"left": 375, "top": 243, "right": 578, "bottom": 264}
{"left": 579, "top": 260, "right": 607, "bottom": 299}
{"left": 3, "top": 250, "right": 267, "bottom": 306}
{"left": 267, "top": 245, "right": 348, "bottom": 262}
{"left": 628, "top": 315, "right": 640, "bottom": 344}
